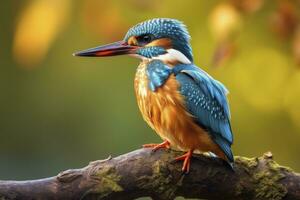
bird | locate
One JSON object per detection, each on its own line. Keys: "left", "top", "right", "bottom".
{"left": 74, "top": 18, "right": 234, "bottom": 173}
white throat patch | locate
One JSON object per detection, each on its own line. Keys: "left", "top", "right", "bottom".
{"left": 152, "top": 49, "right": 191, "bottom": 64}
{"left": 131, "top": 48, "right": 192, "bottom": 64}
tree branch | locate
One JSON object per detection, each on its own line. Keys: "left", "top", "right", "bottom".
{"left": 0, "top": 149, "right": 299, "bottom": 200}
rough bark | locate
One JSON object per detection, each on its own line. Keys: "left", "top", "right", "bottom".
{"left": 0, "top": 149, "right": 299, "bottom": 200}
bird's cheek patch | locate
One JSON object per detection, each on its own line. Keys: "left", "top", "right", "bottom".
{"left": 146, "top": 38, "right": 172, "bottom": 49}
{"left": 128, "top": 36, "right": 138, "bottom": 46}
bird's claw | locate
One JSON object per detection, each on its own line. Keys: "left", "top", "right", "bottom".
{"left": 142, "top": 140, "right": 170, "bottom": 152}
{"left": 174, "top": 150, "right": 193, "bottom": 173}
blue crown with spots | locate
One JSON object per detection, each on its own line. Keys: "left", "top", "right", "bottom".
{"left": 124, "top": 18, "right": 193, "bottom": 62}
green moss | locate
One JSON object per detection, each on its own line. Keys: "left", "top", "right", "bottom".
{"left": 235, "top": 156, "right": 258, "bottom": 173}
{"left": 92, "top": 165, "right": 123, "bottom": 198}
{"left": 234, "top": 182, "right": 244, "bottom": 196}
{"left": 254, "top": 172, "right": 285, "bottom": 199}
{"left": 152, "top": 160, "right": 176, "bottom": 197}
{"left": 234, "top": 155, "right": 291, "bottom": 199}
{"left": 136, "top": 159, "right": 177, "bottom": 199}
{"left": 152, "top": 160, "right": 163, "bottom": 174}
{"left": 253, "top": 159, "right": 288, "bottom": 200}
{"left": 267, "top": 159, "right": 293, "bottom": 173}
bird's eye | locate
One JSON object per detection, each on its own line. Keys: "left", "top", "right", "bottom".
{"left": 138, "top": 34, "right": 153, "bottom": 45}
{"left": 142, "top": 35, "right": 152, "bottom": 43}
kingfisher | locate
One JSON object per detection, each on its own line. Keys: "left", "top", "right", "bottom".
{"left": 74, "top": 18, "right": 234, "bottom": 172}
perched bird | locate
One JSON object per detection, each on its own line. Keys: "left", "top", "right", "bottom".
{"left": 74, "top": 18, "right": 234, "bottom": 172}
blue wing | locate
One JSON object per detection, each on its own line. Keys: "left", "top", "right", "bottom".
{"left": 173, "top": 64, "right": 234, "bottom": 162}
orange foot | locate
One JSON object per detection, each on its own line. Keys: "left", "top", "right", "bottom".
{"left": 142, "top": 140, "right": 170, "bottom": 152}
{"left": 174, "top": 150, "right": 193, "bottom": 173}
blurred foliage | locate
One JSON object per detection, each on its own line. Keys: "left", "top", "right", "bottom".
{"left": 0, "top": 0, "right": 299, "bottom": 182}
{"left": 13, "top": 0, "right": 71, "bottom": 68}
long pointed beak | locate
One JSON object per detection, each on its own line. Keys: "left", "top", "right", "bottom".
{"left": 73, "top": 41, "right": 138, "bottom": 57}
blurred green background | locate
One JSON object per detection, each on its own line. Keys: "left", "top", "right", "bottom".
{"left": 1, "top": 0, "right": 300, "bottom": 180}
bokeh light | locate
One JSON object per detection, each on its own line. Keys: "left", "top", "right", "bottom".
{"left": 13, "top": 0, "right": 70, "bottom": 68}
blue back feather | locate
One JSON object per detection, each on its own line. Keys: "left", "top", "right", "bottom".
{"left": 174, "top": 64, "right": 233, "bottom": 162}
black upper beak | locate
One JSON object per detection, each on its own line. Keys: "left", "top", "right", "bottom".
{"left": 73, "top": 41, "right": 138, "bottom": 57}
